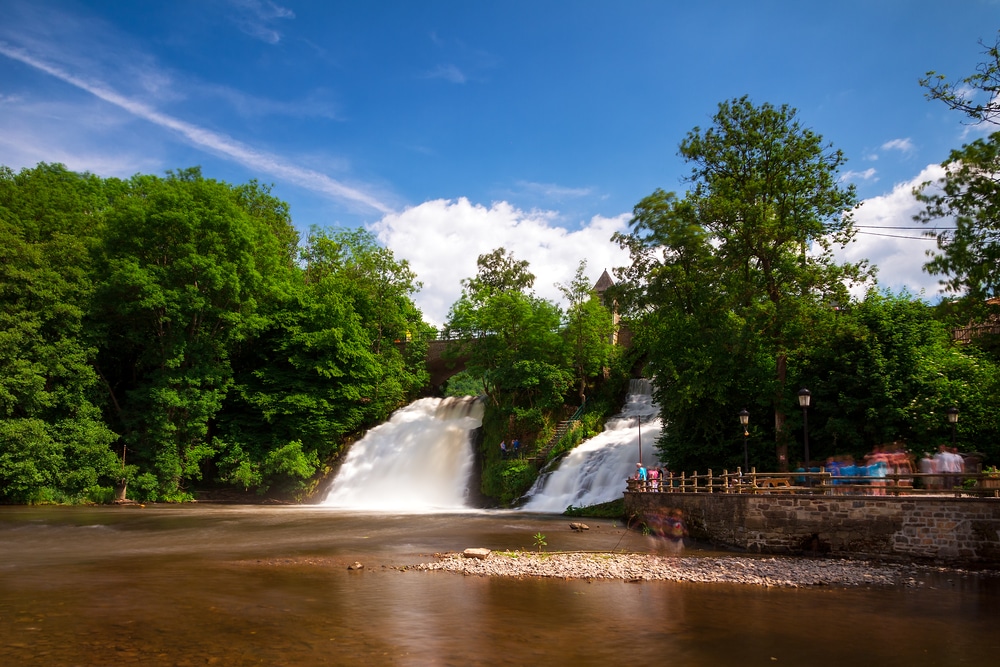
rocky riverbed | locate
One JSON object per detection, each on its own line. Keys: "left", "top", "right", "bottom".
{"left": 413, "top": 550, "right": 979, "bottom": 588}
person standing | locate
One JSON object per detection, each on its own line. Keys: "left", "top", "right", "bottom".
{"left": 919, "top": 452, "right": 937, "bottom": 490}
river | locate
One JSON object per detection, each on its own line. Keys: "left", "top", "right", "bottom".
{"left": 1, "top": 505, "right": 998, "bottom": 666}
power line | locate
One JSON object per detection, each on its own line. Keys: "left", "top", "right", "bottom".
{"left": 854, "top": 230, "right": 940, "bottom": 240}
{"left": 855, "top": 225, "right": 954, "bottom": 231}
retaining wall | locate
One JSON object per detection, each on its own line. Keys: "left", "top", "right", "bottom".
{"left": 625, "top": 492, "right": 1000, "bottom": 564}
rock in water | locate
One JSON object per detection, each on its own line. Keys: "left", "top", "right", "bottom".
{"left": 569, "top": 522, "right": 590, "bottom": 531}
{"left": 463, "top": 548, "right": 491, "bottom": 560}
{"left": 348, "top": 561, "right": 365, "bottom": 570}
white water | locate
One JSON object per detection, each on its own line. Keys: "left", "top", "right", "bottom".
{"left": 520, "top": 379, "right": 662, "bottom": 512}
{"left": 321, "top": 396, "right": 484, "bottom": 511}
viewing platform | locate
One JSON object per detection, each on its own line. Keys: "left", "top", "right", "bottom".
{"left": 625, "top": 469, "right": 1000, "bottom": 565}
{"left": 626, "top": 468, "right": 1000, "bottom": 497}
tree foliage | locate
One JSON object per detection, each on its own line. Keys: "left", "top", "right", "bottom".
{"left": 446, "top": 248, "right": 570, "bottom": 412}
{"left": 216, "top": 228, "right": 430, "bottom": 494}
{"left": 916, "top": 32, "right": 1000, "bottom": 308}
{"left": 558, "top": 261, "right": 615, "bottom": 402}
{"left": 0, "top": 164, "right": 119, "bottom": 502}
{"left": 0, "top": 162, "right": 436, "bottom": 502}
{"left": 615, "top": 98, "right": 867, "bottom": 470}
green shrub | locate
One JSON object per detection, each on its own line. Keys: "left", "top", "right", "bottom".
{"left": 84, "top": 485, "right": 116, "bottom": 504}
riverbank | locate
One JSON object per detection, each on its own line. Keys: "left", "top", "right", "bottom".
{"left": 413, "top": 550, "right": 990, "bottom": 588}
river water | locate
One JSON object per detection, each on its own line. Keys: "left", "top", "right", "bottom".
{"left": 2, "top": 505, "right": 998, "bottom": 666}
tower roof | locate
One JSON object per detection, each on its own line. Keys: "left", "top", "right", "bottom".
{"left": 593, "top": 269, "right": 614, "bottom": 293}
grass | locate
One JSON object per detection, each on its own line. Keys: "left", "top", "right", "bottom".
{"left": 564, "top": 498, "right": 625, "bottom": 519}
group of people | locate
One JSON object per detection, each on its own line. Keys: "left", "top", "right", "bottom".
{"left": 919, "top": 444, "right": 967, "bottom": 489}
{"left": 822, "top": 442, "right": 969, "bottom": 493}
{"left": 499, "top": 439, "right": 521, "bottom": 459}
{"left": 634, "top": 462, "right": 668, "bottom": 491}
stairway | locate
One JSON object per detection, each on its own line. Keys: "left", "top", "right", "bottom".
{"left": 531, "top": 419, "right": 580, "bottom": 464}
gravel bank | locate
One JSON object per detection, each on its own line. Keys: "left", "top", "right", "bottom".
{"left": 414, "top": 551, "right": 963, "bottom": 588}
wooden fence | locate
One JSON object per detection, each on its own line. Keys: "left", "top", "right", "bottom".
{"left": 626, "top": 468, "right": 1000, "bottom": 497}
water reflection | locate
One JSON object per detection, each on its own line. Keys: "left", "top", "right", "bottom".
{"left": 1, "top": 506, "right": 998, "bottom": 666}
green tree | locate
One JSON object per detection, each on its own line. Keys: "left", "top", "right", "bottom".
{"left": 791, "top": 291, "right": 1000, "bottom": 465}
{"left": 446, "top": 248, "right": 570, "bottom": 412}
{"left": 92, "top": 168, "right": 297, "bottom": 500}
{"left": 616, "top": 98, "right": 867, "bottom": 470}
{"left": 216, "top": 227, "right": 431, "bottom": 495}
{"left": 0, "top": 164, "right": 119, "bottom": 502}
{"left": 917, "top": 32, "right": 1000, "bottom": 309}
{"left": 558, "top": 261, "right": 615, "bottom": 402}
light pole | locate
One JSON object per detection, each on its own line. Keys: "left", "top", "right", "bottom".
{"left": 946, "top": 407, "right": 959, "bottom": 447}
{"left": 798, "top": 388, "right": 811, "bottom": 471}
{"left": 739, "top": 409, "right": 749, "bottom": 472}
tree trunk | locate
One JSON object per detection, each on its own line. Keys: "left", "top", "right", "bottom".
{"left": 774, "top": 353, "right": 788, "bottom": 472}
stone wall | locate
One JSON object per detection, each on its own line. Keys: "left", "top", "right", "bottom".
{"left": 625, "top": 492, "right": 1000, "bottom": 564}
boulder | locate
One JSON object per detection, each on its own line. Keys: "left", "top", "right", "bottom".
{"left": 462, "top": 548, "right": 491, "bottom": 560}
{"left": 347, "top": 561, "right": 365, "bottom": 570}
{"left": 569, "top": 522, "right": 590, "bottom": 531}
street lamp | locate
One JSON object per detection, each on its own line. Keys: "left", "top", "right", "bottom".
{"left": 946, "top": 407, "right": 959, "bottom": 447}
{"left": 738, "top": 409, "right": 749, "bottom": 472}
{"left": 798, "top": 388, "right": 811, "bottom": 471}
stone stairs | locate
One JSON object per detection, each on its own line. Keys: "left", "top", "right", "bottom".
{"left": 530, "top": 419, "right": 580, "bottom": 464}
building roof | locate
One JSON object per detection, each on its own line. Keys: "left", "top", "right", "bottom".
{"left": 593, "top": 269, "right": 615, "bottom": 293}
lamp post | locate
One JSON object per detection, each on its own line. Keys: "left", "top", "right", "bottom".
{"left": 946, "top": 407, "right": 959, "bottom": 447}
{"left": 798, "top": 388, "right": 811, "bottom": 471}
{"left": 738, "top": 409, "right": 749, "bottom": 472}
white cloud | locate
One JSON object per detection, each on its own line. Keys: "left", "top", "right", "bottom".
{"left": 840, "top": 167, "right": 878, "bottom": 183}
{"left": 371, "top": 198, "right": 632, "bottom": 326}
{"left": 881, "top": 138, "right": 915, "bottom": 153}
{"left": 835, "top": 164, "right": 950, "bottom": 300}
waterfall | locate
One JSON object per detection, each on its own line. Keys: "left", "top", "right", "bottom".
{"left": 519, "top": 379, "right": 662, "bottom": 512}
{"left": 321, "top": 396, "right": 484, "bottom": 511}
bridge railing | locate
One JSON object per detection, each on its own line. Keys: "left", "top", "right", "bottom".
{"left": 625, "top": 468, "right": 1000, "bottom": 497}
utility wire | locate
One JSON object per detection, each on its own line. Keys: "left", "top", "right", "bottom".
{"left": 855, "top": 231, "right": 940, "bottom": 240}
{"left": 855, "top": 224, "right": 955, "bottom": 231}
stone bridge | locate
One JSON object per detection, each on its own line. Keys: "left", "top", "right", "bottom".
{"left": 425, "top": 339, "right": 470, "bottom": 388}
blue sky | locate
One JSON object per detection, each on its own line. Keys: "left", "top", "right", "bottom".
{"left": 1, "top": 1, "right": 998, "bottom": 324}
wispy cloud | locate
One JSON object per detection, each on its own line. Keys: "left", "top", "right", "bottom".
{"left": 423, "top": 64, "right": 467, "bottom": 84}
{"left": 840, "top": 168, "right": 878, "bottom": 183}
{"left": 0, "top": 41, "right": 393, "bottom": 215}
{"left": 202, "top": 84, "right": 342, "bottom": 121}
{"left": 228, "top": 0, "right": 295, "bottom": 45}
{"left": 881, "top": 138, "right": 915, "bottom": 153}
{"left": 515, "top": 180, "right": 593, "bottom": 200}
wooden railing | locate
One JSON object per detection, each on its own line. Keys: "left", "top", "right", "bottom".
{"left": 626, "top": 468, "right": 1000, "bottom": 497}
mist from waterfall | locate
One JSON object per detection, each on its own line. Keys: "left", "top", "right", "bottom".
{"left": 321, "top": 396, "right": 484, "bottom": 511}
{"left": 520, "top": 379, "right": 662, "bottom": 512}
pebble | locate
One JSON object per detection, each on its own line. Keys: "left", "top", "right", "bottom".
{"left": 413, "top": 552, "right": 959, "bottom": 588}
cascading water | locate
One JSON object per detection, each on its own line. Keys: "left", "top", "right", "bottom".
{"left": 519, "top": 379, "right": 662, "bottom": 512}
{"left": 322, "top": 396, "right": 484, "bottom": 511}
